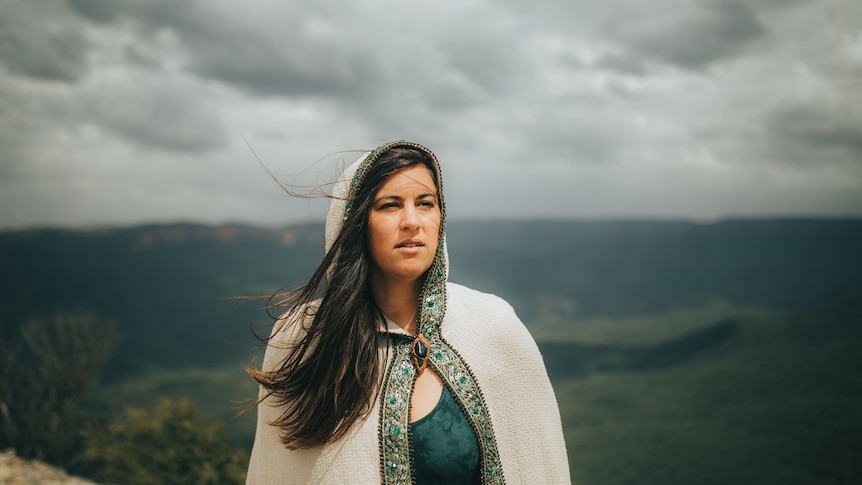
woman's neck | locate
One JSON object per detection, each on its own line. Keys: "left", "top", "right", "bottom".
{"left": 370, "top": 272, "right": 424, "bottom": 334}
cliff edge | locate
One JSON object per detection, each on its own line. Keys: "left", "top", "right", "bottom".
{"left": 0, "top": 450, "right": 99, "bottom": 485}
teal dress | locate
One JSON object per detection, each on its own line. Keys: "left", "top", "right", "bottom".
{"left": 411, "top": 386, "right": 481, "bottom": 484}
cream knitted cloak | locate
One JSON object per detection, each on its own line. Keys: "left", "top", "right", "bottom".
{"left": 246, "top": 142, "right": 570, "bottom": 484}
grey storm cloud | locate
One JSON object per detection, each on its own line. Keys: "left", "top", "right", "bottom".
{"left": 86, "top": 86, "right": 229, "bottom": 153}
{"left": 66, "top": 0, "right": 384, "bottom": 99}
{"left": 767, "top": 103, "right": 862, "bottom": 161}
{"left": 188, "top": 35, "right": 382, "bottom": 99}
{"left": 0, "top": 2, "right": 90, "bottom": 82}
{"left": 612, "top": 1, "right": 765, "bottom": 70}
{"left": 501, "top": 0, "right": 769, "bottom": 71}
{"left": 67, "top": 0, "right": 529, "bottom": 104}
{"left": 0, "top": 0, "right": 859, "bottom": 229}
{"left": 64, "top": 0, "right": 126, "bottom": 23}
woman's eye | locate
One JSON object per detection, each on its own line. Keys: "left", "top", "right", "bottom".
{"left": 419, "top": 200, "right": 435, "bottom": 208}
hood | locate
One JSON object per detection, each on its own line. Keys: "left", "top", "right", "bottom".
{"left": 323, "top": 140, "right": 449, "bottom": 335}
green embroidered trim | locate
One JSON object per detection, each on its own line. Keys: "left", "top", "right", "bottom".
{"left": 425, "top": 335, "right": 505, "bottom": 485}
{"left": 379, "top": 338, "right": 416, "bottom": 483}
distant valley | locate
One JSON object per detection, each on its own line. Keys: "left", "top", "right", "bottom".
{"left": 1, "top": 218, "right": 860, "bottom": 376}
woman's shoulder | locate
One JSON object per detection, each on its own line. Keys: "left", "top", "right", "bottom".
{"left": 443, "top": 282, "right": 546, "bottom": 372}
{"left": 445, "top": 282, "right": 517, "bottom": 318}
{"left": 444, "top": 282, "right": 529, "bottom": 342}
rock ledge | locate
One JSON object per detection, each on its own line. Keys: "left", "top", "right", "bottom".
{"left": 0, "top": 450, "right": 99, "bottom": 485}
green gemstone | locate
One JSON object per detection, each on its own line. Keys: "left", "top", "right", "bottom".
{"left": 460, "top": 377, "right": 466, "bottom": 384}
{"left": 473, "top": 408, "right": 480, "bottom": 415}
{"left": 390, "top": 397, "right": 396, "bottom": 404}
{"left": 402, "top": 368, "right": 409, "bottom": 375}
{"left": 435, "top": 353, "right": 442, "bottom": 360}
{"left": 393, "top": 428, "right": 400, "bottom": 435}
{"left": 427, "top": 300, "right": 434, "bottom": 307}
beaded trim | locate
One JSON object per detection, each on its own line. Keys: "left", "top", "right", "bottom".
{"left": 344, "top": 140, "right": 505, "bottom": 484}
{"left": 379, "top": 337, "right": 417, "bottom": 482}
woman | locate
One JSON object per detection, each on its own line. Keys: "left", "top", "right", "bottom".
{"left": 246, "top": 140, "right": 569, "bottom": 484}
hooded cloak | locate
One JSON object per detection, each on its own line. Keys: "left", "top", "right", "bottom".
{"left": 246, "top": 141, "right": 570, "bottom": 484}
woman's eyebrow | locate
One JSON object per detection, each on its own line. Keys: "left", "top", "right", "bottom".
{"left": 375, "top": 192, "right": 437, "bottom": 202}
{"left": 374, "top": 194, "right": 404, "bottom": 202}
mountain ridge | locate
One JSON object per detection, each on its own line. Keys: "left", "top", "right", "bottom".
{"left": 2, "top": 218, "right": 860, "bottom": 377}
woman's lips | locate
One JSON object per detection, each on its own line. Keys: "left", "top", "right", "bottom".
{"left": 396, "top": 239, "right": 425, "bottom": 252}
{"left": 396, "top": 238, "right": 424, "bottom": 248}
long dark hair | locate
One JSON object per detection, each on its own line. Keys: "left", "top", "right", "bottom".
{"left": 248, "top": 145, "right": 442, "bottom": 449}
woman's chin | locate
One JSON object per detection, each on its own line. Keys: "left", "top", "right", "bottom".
{"left": 384, "top": 265, "right": 433, "bottom": 283}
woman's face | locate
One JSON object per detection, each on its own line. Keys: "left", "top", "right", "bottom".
{"left": 367, "top": 164, "right": 441, "bottom": 285}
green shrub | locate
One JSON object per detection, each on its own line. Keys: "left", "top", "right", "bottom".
{"left": 84, "top": 399, "right": 247, "bottom": 485}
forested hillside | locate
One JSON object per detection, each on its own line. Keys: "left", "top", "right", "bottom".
{"left": 2, "top": 219, "right": 859, "bottom": 377}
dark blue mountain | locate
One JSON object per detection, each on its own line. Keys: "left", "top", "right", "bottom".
{"left": 2, "top": 218, "right": 860, "bottom": 378}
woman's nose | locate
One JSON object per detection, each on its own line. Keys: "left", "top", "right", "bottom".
{"left": 401, "top": 204, "right": 420, "bottom": 229}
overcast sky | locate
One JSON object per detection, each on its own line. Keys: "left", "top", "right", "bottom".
{"left": 1, "top": 0, "right": 860, "bottom": 229}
